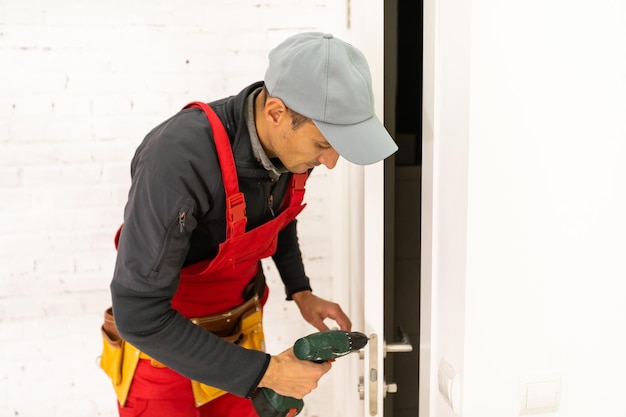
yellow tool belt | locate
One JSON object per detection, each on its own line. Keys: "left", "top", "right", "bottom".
{"left": 99, "top": 296, "right": 265, "bottom": 407}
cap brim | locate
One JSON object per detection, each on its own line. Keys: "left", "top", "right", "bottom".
{"left": 313, "top": 115, "right": 398, "bottom": 165}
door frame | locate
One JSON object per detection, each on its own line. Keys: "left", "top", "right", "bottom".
{"left": 341, "top": 1, "right": 388, "bottom": 415}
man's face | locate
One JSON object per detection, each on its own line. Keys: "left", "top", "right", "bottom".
{"left": 271, "top": 117, "right": 340, "bottom": 174}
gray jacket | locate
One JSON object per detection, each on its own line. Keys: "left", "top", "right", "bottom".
{"left": 110, "top": 82, "right": 312, "bottom": 398}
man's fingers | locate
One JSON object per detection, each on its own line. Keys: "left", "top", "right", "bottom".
{"left": 327, "top": 306, "right": 352, "bottom": 331}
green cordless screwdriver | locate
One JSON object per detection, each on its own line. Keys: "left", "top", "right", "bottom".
{"left": 252, "top": 330, "right": 369, "bottom": 417}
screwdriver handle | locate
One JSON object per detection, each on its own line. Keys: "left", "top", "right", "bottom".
{"left": 252, "top": 387, "right": 303, "bottom": 417}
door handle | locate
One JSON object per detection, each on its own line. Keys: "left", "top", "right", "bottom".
{"left": 384, "top": 326, "right": 413, "bottom": 356}
{"left": 357, "top": 326, "right": 413, "bottom": 359}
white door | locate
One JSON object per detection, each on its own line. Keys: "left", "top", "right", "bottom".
{"left": 335, "top": 162, "right": 413, "bottom": 417}
{"left": 330, "top": 162, "right": 387, "bottom": 417}
{"left": 346, "top": 3, "right": 400, "bottom": 416}
{"left": 362, "top": 162, "right": 387, "bottom": 417}
{"left": 334, "top": 2, "right": 413, "bottom": 416}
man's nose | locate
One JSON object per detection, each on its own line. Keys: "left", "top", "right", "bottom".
{"left": 320, "top": 148, "right": 340, "bottom": 169}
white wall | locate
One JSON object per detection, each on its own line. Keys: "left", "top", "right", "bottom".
{"left": 0, "top": 2, "right": 354, "bottom": 416}
{"left": 423, "top": 0, "right": 626, "bottom": 416}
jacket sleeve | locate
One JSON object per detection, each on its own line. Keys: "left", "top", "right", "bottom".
{"left": 110, "top": 109, "right": 269, "bottom": 398}
{"left": 272, "top": 218, "right": 313, "bottom": 299}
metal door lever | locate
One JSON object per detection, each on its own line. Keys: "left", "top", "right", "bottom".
{"left": 384, "top": 326, "right": 413, "bottom": 357}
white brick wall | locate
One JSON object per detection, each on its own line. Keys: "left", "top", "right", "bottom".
{"left": 0, "top": 2, "right": 350, "bottom": 416}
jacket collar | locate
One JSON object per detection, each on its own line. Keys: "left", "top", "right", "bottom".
{"left": 210, "top": 82, "right": 276, "bottom": 180}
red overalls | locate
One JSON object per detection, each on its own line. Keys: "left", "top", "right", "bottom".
{"left": 118, "top": 102, "right": 308, "bottom": 417}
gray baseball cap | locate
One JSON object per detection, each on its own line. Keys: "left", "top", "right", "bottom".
{"left": 264, "top": 32, "right": 398, "bottom": 165}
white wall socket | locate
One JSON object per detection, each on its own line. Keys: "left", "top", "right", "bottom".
{"left": 438, "top": 358, "right": 461, "bottom": 414}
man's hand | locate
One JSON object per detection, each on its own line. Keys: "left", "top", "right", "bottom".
{"left": 291, "top": 290, "right": 352, "bottom": 331}
{"left": 257, "top": 347, "right": 331, "bottom": 399}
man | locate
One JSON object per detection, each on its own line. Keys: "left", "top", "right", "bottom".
{"left": 101, "top": 32, "right": 397, "bottom": 417}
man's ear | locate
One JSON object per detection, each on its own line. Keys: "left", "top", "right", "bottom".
{"left": 264, "top": 97, "right": 288, "bottom": 125}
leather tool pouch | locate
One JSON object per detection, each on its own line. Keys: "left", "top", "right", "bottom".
{"left": 102, "top": 307, "right": 119, "bottom": 343}
{"left": 190, "top": 294, "right": 260, "bottom": 342}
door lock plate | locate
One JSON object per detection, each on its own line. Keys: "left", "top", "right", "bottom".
{"left": 368, "top": 333, "right": 378, "bottom": 416}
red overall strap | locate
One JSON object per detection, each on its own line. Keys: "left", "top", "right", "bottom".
{"left": 284, "top": 172, "right": 307, "bottom": 209}
{"left": 184, "top": 101, "right": 247, "bottom": 238}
